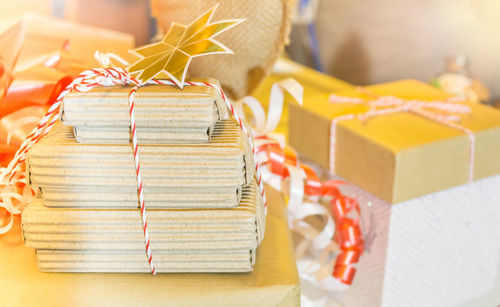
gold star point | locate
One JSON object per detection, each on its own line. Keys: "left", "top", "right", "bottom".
{"left": 127, "top": 4, "right": 244, "bottom": 88}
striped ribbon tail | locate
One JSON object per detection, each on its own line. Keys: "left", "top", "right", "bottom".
{"left": 128, "top": 85, "right": 156, "bottom": 274}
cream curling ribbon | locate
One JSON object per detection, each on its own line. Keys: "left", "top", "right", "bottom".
{"left": 0, "top": 109, "right": 43, "bottom": 233}
{"left": 235, "top": 79, "right": 368, "bottom": 299}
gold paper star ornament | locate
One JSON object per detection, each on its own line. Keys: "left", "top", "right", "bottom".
{"left": 127, "top": 4, "right": 244, "bottom": 88}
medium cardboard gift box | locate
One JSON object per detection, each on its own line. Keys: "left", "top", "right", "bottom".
{"left": 26, "top": 120, "right": 254, "bottom": 209}
{"left": 1, "top": 186, "right": 300, "bottom": 306}
{"left": 289, "top": 79, "right": 500, "bottom": 203}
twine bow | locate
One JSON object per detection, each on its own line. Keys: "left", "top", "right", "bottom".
{"left": 329, "top": 90, "right": 475, "bottom": 182}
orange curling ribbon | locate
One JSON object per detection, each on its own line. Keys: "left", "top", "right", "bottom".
{"left": 256, "top": 132, "right": 365, "bottom": 286}
{"left": 301, "top": 164, "right": 322, "bottom": 196}
{"left": 322, "top": 180, "right": 364, "bottom": 285}
{"left": 238, "top": 79, "right": 369, "bottom": 292}
{"left": 257, "top": 135, "right": 321, "bottom": 197}
{"left": 0, "top": 23, "right": 87, "bottom": 234}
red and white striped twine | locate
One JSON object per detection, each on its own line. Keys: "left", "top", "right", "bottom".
{"left": 328, "top": 94, "right": 475, "bottom": 182}
{"left": 0, "top": 67, "right": 267, "bottom": 274}
{"left": 128, "top": 85, "right": 155, "bottom": 274}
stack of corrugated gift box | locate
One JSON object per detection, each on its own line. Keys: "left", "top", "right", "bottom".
{"left": 289, "top": 79, "right": 500, "bottom": 306}
{"left": 22, "top": 80, "right": 265, "bottom": 273}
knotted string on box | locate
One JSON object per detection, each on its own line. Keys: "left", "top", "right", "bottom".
{"left": 0, "top": 67, "right": 267, "bottom": 275}
{"left": 329, "top": 88, "right": 474, "bottom": 181}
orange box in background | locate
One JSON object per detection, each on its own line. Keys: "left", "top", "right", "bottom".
{"left": 0, "top": 0, "right": 51, "bottom": 19}
{"left": 63, "top": 0, "right": 150, "bottom": 46}
{"left": 0, "top": 13, "right": 135, "bottom": 69}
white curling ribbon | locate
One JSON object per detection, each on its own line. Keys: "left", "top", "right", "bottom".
{"left": 284, "top": 175, "right": 348, "bottom": 296}
{"left": 282, "top": 165, "right": 345, "bottom": 297}
{"left": 94, "top": 51, "right": 130, "bottom": 68}
{"left": 298, "top": 203, "right": 335, "bottom": 254}
{"left": 261, "top": 157, "right": 336, "bottom": 257}
{"left": 281, "top": 165, "right": 335, "bottom": 254}
{"left": 1, "top": 191, "right": 24, "bottom": 215}
{"left": 235, "top": 95, "right": 265, "bottom": 129}
{"left": 0, "top": 173, "right": 31, "bottom": 234}
{"left": 238, "top": 78, "right": 303, "bottom": 135}
{"left": 283, "top": 165, "right": 305, "bottom": 218}
{"left": 0, "top": 202, "right": 14, "bottom": 234}
{"left": 242, "top": 79, "right": 356, "bottom": 299}
{"left": 298, "top": 255, "right": 348, "bottom": 307}
{"left": 290, "top": 201, "right": 339, "bottom": 288}
{"left": 286, "top": 165, "right": 335, "bottom": 259}
{"left": 289, "top": 201, "right": 334, "bottom": 254}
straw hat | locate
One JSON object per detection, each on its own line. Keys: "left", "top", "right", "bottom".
{"left": 151, "top": 0, "right": 296, "bottom": 99}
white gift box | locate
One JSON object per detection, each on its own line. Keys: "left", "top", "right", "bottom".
{"left": 334, "top": 174, "right": 500, "bottom": 307}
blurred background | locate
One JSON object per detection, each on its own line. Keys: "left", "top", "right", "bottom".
{"left": 1, "top": 1, "right": 500, "bottom": 306}
{"left": 2, "top": 0, "right": 499, "bottom": 105}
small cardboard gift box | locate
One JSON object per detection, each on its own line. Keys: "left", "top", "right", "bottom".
{"left": 289, "top": 79, "right": 500, "bottom": 203}
{"left": 61, "top": 78, "right": 228, "bottom": 144}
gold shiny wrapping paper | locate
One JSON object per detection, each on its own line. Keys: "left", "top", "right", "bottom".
{"left": 289, "top": 79, "right": 500, "bottom": 203}
{"left": 0, "top": 185, "right": 299, "bottom": 306}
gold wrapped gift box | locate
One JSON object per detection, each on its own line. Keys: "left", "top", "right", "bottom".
{"left": 289, "top": 79, "right": 500, "bottom": 203}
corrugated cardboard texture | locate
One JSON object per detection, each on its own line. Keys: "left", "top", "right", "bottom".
{"left": 61, "top": 78, "right": 226, "bottom": 128}
{"left": 73, "top": 125, "right": 214, "bottom": 144}
{"left": 289, "top": 79, "right": 500, "bottom": 203}
{"left": 22, "top": 181, "right": 265, "bottom": 252}
{"left": 27, "top": 120, "right": 255, "bottom": 208}
{"left": 40, "top": 186, "right": 242, "bottom": 209}
{"left": 1, "top": 186, "right": 300, "bottom": 306}
{"left": 35, "top": 249, "right": 257, "bottom": 273}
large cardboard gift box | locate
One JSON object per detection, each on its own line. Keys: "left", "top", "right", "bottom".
{"left": 1, "top": 186, "right": 300, "bottom": 306}
{"left": 289, "top": 79, "right": 500, "bottom": 203}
